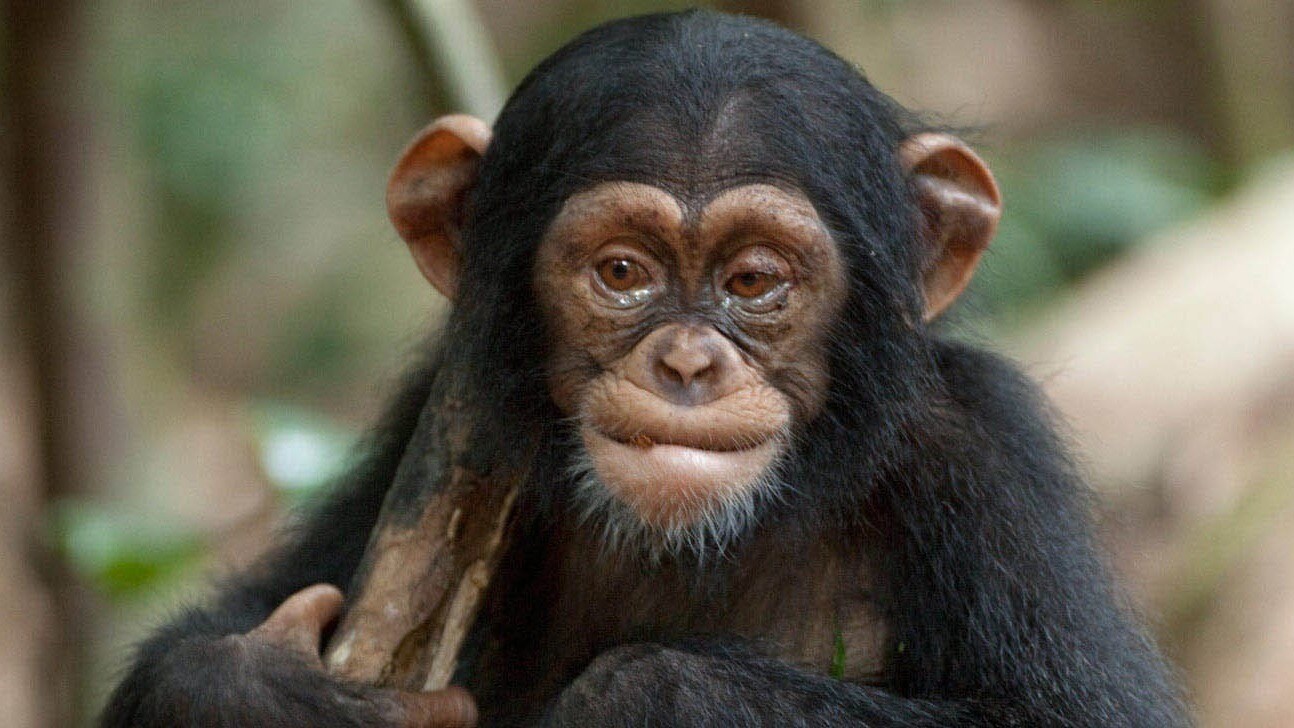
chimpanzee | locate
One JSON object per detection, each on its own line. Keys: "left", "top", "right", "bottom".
{"left": 102, "top": 10, "right": 1189, "bottom": 728}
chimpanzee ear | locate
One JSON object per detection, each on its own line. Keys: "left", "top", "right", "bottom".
{"left": 387, "top": 114, "right": 493, "bottom": 300}
{"left": 899, "top": 133, "right": 1002, "bottom": 321}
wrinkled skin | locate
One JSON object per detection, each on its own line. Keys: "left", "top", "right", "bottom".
{"left": 535, "top": 182, "right": 846, "bottom": 534}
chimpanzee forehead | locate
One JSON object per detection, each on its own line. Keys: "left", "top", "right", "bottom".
{"left": 557, "top": 100, "right": 803, "bottom": 206}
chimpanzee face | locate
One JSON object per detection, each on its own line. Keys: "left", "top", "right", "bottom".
{"left": 385, "top": 104, "right": 999, "bottom": 551}
{"left": 533, "top": 181, "right": 846, "bottom": 539}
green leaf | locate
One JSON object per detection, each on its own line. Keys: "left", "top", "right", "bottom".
{"left": 831, "top": 629, "right": 847, "bottom": 680}
{"left": 1002, "top": 127, "right": 1216, "bottom": 279}
{"left": 47, "top": 500, "right": 203, "bottom": 598}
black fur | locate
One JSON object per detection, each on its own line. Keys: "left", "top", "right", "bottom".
{"left": 101, "top": 11, "right": 1189, "bottom": 727}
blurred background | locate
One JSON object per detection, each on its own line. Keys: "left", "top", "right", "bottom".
{"left": 2, "top": 0, "right": 1292, "bottom": 725}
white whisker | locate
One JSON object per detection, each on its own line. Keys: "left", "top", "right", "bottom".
{"left": 560, "top": 424, "right": 790, "bottom": 561}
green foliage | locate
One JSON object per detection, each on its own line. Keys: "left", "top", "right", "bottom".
{"left": 974, "top": 126, "right": 1217, "bottom": 317}
{"left": 103, "top": 1, "right": 419, "bottom": 335}
{"left": 271, "top": 292, "right": 356, "bottom": 390}
{"left": 48, "top": 500, "right": 202, "bottom": 599}
{"left": 831, "top": 629, "right": 848, "bottom": 679}
{"left": 113, "top": 8, "right": 297, "bottom": 323}
{"left": 1019, "top": 130, "right": 1214, "bottom": 272}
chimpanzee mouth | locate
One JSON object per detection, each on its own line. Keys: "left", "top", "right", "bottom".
{"left": 578, "top": 425, "right": 781, "bottom": 523}
{"left": 590, "top": 429, "right": 780, "bottom": 467}
{"left": 603, "top": 429, "right": 776, "bottom": 453}
{"left": 582, "top": 423, "right": 784, "bottom": 479}
{"left": 569, "top": 424, "right": 785, "bottom": 556}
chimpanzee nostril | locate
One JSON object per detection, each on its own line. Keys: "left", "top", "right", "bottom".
{"left": 624, "top": 323, "right": 742, "bottom": 406}
{"left": 658, "top": 346, "right": 716, "bottom": 389}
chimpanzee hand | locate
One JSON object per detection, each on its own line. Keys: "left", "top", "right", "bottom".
{"left": 252, "top": 585, "right": 477, "bottom": 727}
{"left": 120, "top": 584, "right": 477, "bottom": 728}
{"left": 545, "top": 642, "right": 933, "bottom": 728}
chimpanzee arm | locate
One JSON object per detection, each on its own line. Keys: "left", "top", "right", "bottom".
{"left": 99, "top": 366, "right": 439, "bottom": 728}
{"left": 870, "top": 342, "right": 1187, "bottom": 726}
{"left": 546, "top": 642, "right": 967, "bottom": 728}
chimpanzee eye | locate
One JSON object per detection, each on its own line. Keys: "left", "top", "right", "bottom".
{"left": 726, "top": 271, "right": 779, "bottom": 298}
{"left": 720, "top": 246, "right": 793, "bottom": 312}
{"left": 597, "top": 258, "right": 649, "bottom": 292}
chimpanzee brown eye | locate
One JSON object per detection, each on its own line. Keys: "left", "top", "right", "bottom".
{"left": 726, "top": 271, "right": 779, "bottom": 298}
{"left": 597, "top": 258, "right": 648, "bottom": 292}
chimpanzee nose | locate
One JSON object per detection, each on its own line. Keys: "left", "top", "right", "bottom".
{"left": 633, "top": 324, "right": 741, "bottom": 406}
{"left": 662, "top": 343, "right": 714, "bottom": 390}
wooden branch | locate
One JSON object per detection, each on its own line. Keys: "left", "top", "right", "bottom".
{"left": 324, "top": 384, "right": 528, "bottom": 690}
{"left": 377, "top": 0, "right": 509, "bottom": 121}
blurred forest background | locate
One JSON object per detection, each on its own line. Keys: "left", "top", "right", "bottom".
{"left": 2, "top": 0, "right": 1293, "bottom": 726}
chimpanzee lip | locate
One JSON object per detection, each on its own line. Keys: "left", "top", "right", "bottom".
{"left": 602, "top": 429, "right": 774, "bottom": 453}
{"left": 580, "top": 378, "right": 791, "bottom": 454}
{"left": 588, "top": 417, "right": 781, "bottom": 453}
{"left": 580, "top": 425, "right": 781, "bottom": 518}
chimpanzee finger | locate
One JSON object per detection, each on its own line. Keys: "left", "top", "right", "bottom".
{"left": 250, "top": 583, "right": 345, "bottom": 660}
{"left": 395, "top": 686, "right": 478, "bottom": 728}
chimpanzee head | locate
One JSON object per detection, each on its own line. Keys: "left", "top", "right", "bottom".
{"left": 385, "top": 11, "right": 1000, "bottom": 553}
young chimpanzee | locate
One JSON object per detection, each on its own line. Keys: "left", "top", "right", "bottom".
{"left": 102, "top": 11, "right": 1189, "bottom": 728}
